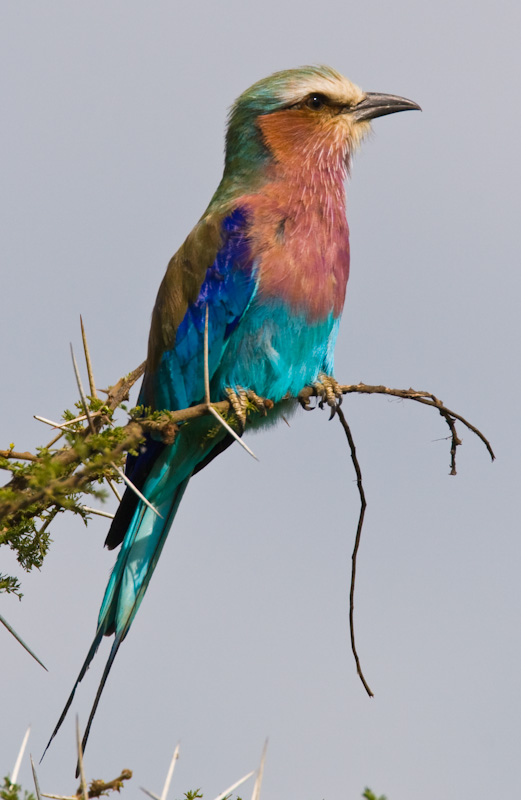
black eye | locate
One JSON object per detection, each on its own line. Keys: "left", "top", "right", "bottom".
{"left": 305, "top": 94, "right": 327, "bottom": 111}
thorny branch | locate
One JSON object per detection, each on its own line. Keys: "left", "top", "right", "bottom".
{"left": 1, "top": 357, "right": 494, "bottom": 694}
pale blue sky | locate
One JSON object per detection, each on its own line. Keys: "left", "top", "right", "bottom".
{"left": 2, "top": 2, "right": 520, "bottom": 799}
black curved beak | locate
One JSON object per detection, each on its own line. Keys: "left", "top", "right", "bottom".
{"left": 351, "top": 92, "right": 421, "bottom": 121}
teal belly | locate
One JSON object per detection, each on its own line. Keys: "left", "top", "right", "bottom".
{"left": 212, "top": 297, "right": 340, "bottom": 402}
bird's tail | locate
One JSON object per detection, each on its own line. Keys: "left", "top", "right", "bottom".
{"left": 43, "top": 420, "right": 218, "bottom": 764}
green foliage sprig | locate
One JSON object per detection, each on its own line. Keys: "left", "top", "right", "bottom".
{"left": 0, "top": 777, "right": 35, "bottom": 800}
{"left": 0, "top": 361, "right": 244, "bottom": 599}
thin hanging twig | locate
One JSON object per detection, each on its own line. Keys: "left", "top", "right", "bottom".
{"left": 336, "top": 405, "right": 373, "bottom": 698}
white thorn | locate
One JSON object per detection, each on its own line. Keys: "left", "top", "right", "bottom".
{"left": 34, "top": 416, "right": 65, "bottom": 429}
{"left": 107, "top": 478, "right": 122, "bottom": 502}
{"left": 160, "top": 742, "right": 180, "bottom": 800}
{"left": 0, "top": 615, "right": 48, "bottom": 671}
{"left": 111, "top": 463, "right": 162, "bottom": 518}
{"left": 70, "top": 344, "right": 95, "bottom": 434}
{"left": 202, "top": 303, "right": 258, "bottom": 461}
{"left": 75, "top": 717, "right": 89, "bottom": 800}
{"left": 34, "top": 413, "right": 99, "bottom": 430}
{"left": 207, "top": 406, "right": 258, "bottom": 461}
{"left": 212, "top": 770, "right": 255, "bottom": 800}
{"left": 204, "top": 304, "right": 211, "bottom": 406}
{"left": 80, "top": 316, "right": 98, "bottom": 399}
{"left": 140, "top": 789, "right": 161, "bottom": 800}
{"left": 30, "top": 755, "right": 43, "bottom": 800}
{"left": 41, "top": 795, "right": 78, "bottom": 800}
{"left": 251, "top": 739, "right": 268, "bottom": 800}
{"left": 81, "top": 506, "right": 115, "bottom": 520}
{"left": 12, "top": 726, "right": 31, "bottom": 784}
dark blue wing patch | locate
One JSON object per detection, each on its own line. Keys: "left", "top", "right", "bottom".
{"left": 151, "top": 207, "right": 257, "bottom": 411}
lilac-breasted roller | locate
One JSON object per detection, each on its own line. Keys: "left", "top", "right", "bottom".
{"left": 45, "top": 65, "right": 419, "bottom": 759}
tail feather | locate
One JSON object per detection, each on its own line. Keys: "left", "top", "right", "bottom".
{"left": 75, "top": 478, "right": 190, "bottom": 765}
{"left": 75, "top": 636, "right": 122, "bottom": 777}
{"left": 44, "top": 419, "right": 224, "bottom": 766}
{"left": 43, "top": 473, "right": 191, "bottom": 764}
{"left": 40, "top": 628, "right": 104, "bottom": 763}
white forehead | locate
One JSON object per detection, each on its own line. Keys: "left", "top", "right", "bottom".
{"left": 277, "top": 67, "right": 365, "bottom": 107}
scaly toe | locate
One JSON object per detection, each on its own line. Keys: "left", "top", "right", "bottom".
{"left": 225, "top": 386, "right": 273, "bottom": 431}
{"left": 315, "top": 374, "right": 343, "bottom": 418}
{"left": 244, "top": 388, "right": 273, "bottom": 416}
{"left": 225, "top": 386, "right": 248, "bottom": 432}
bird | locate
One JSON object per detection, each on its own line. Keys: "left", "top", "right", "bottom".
{"left": 44, "top": 65, "right": 420, "bottom": 762}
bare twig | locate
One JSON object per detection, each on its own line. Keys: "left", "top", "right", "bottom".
{"left": 105, "top": 361, "right": 146, "bottom": 409}
{"left": 299, "top": 382, "right": 495, "bottom": 474}
{"left": 336, "top": 406, "right": 373, "bottom": 698}
{"left": 44, "top": 430, "right": 67, "bottom": 449}
{"left": 43, "top": 771, "right": 132, "bottom": 800}
{"left": 0, "top": 449, "right": 40, "bottom": 462}
{"left": 88, "top": 771, "right": 132, "bottom": 799}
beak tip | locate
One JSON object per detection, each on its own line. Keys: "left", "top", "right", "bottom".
{"left": 354, "top": 92, "right": 422, "bottom": 122}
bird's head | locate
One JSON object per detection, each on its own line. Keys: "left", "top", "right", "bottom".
{"left": 224, "top": 65, "right": 420, "bottom": 182}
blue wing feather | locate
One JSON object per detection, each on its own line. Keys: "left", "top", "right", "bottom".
{"left": 147, "top": 207, "right": 257, "bottom": 411}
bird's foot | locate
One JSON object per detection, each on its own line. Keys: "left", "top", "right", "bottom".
{"left": 299, "top": 373, "right": 343, "bottom": 419}
{"left": 225, "top": 386, "right": 274, "bottom": 432}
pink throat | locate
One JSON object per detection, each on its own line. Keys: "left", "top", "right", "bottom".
{"left": 241, "top": 147, "right": 351, "bottom": 320}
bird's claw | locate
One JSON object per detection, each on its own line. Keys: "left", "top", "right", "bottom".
{"left": 225, "top": 386, "right": 273, "bottom": 432}
{"left": 304, "top": 374, "right": 343, "bottom": 419}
